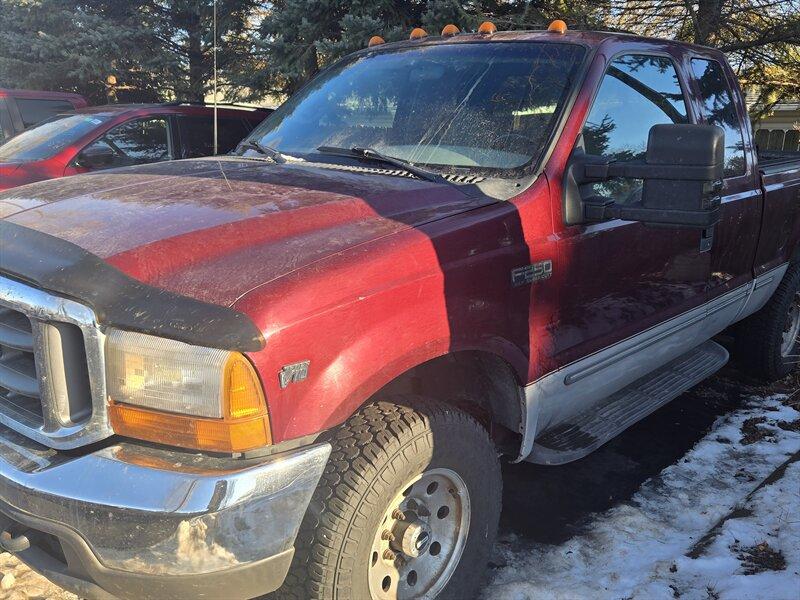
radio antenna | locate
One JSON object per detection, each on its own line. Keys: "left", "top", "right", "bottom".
{"left": 213, "top": 0, "right": 218, "bottom": 155}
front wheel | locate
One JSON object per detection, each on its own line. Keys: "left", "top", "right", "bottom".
{"left": 281, "top": 397, "right": 501, "bottom": 600}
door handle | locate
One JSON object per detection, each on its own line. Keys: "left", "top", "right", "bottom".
{"left": 700, "top": 226, "right": 715, "bottom": 253}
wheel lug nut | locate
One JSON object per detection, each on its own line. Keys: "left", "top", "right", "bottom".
{"left": 381, "top": 529, "right": 395, "bottom": 541}
{"left": 392, "top": 509, "right": 406, "bottom": 520}
{"left": 383, "top": 549, "right": 397, "bottom": 561}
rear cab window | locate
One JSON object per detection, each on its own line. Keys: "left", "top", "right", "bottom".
{"left": 16, "top": 98, "right": 77, "bottom": 128}
{"left": 689, "top": 58, "right": 747, "bottom": 178}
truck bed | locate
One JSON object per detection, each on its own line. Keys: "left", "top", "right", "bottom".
{"left": 758, "top": 149, "right": 800, "bottom": 176}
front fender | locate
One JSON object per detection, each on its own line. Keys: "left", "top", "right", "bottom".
{"left": 236, "top": 200, "right": 545, "bottom": 443}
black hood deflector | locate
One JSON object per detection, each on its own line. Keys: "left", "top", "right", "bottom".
{"left": 0, "top": 222, "right": 265, "bottom": 352}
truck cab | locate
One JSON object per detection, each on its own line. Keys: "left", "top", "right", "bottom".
{"left": 0, "top": 24, "right": 798, "bottom": 600}
{"left": 0, "top": 88, "right": 88, "bottom": 142}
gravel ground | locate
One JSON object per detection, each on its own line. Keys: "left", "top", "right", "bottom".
{"left": 0, "top": 553, "right": 75, "bottom": 600}
{"left": 1, "top": 369, "right": 797, "bottom": 600}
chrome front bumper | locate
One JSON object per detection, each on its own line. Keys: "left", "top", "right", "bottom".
{"left": 0, "top": 425, "right": 330, "bottom": 599}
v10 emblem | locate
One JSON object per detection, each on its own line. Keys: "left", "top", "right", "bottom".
{"left": 279, "top": 360, "right": 310, "bottom": 388}
{"left": 511, "top": 260, "right": 553, "bottom": 288}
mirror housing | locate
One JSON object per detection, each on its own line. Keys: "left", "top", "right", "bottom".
{"left": 564, "top": 124, "right": 725, "bottom": 228}
{"left": 75, "top": 145, "right": 117, "bottom": 169}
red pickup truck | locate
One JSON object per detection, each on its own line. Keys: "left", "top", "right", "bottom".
{"left": 0, "top": 25, "right": 798, "bottom": 600}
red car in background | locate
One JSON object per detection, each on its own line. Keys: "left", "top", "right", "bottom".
{"left": 0, "top": 103, "right": 271, "bottom": 190}
{"left": 0, "top": 88, "right": 88, "bottom": 142}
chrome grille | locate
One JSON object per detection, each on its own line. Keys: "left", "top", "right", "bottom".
{"left": 0, "top": 307, "right": 43, "bottom": 424}
{"left": 0, "top": 275, "right": 113, "bottom": 449}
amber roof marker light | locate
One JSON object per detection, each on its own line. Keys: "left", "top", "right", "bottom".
{"left": 477, "top": 21, "right": 497, "bottom": 35}
{"left": 441, "top": 24, "right": 460, "bottom": 37}
{"left": 548, "top": 19, "right": 568, "bottom": 34}
{"left": 368, "top": 35, "right": 385, "bottom": 47}
{"left": 410, "top": 27, "right": 428, "bottom": 40}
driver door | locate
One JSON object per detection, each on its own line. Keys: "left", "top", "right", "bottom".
{"left": 551, "top": 52, "right": 711, "bottom": 369}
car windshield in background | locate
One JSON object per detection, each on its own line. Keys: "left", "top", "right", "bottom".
{"left": 245, "top": 42, "right": 586, "bottom": 175}
{"left": 0, "top": 114, "right": 110, "bottom": 162}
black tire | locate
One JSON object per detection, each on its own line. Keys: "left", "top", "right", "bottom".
{"left": 278, "top": 397, "right": 501, "bottom": 600}
{"left": 734, "top": 264, "right": 800, "bottom": 381}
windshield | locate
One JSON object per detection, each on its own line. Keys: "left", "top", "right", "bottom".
{"left": 245, "top": 42, "right": 585, "bottom": 176}
{"left": 0, "top": 114, "right": 111, "bottom": 162}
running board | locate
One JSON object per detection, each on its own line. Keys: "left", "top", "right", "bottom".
{"left": 528, "top": 341, "right": 729, "bottom": 465}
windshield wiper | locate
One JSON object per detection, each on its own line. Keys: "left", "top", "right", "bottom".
{"left": 237, "top": 140, "right": 286, "bottom": 164}
{"left": 317, "top": 145, "right": 452, "bottom": 186}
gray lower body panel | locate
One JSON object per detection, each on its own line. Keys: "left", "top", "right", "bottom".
{"left": 528, "top": 340, "right": 729, "bottom": 465}
{"left": 517, "top": 264, "right": 788, "bottom": 462}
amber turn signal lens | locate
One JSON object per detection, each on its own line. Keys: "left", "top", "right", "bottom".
{"left": 548, "top": 19, "right": 568, "bottom": 34}
{"left": 368, "top": 35, "right": 385, "bottom": 47}
{"left": 477, "top": 21, "right": 497, "bottom": 34}
{"left": 441, "top": 24, "right": 460, "bottom": 37}
{"left": 224, "top": 353, "right": 266, "bottom": 419}
{"left": 410, "top": 27, "right": 428, "bottom": 40}
{"left": 109, "top": 403, "right": 271, "bottom": 453}
{"left": 109, "top": 353, "right": 272, "bottom": 453}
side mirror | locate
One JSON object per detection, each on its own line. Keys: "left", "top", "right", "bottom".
{"left": 564, "top": 124, "right": 725, "bottom": 228}
{"left": 75, "top": 145, "right": 117, "bottom": 169}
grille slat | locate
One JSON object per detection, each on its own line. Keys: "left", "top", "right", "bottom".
{"left": 0, "top": 357, "right": 39, "bottom": 398}
{"left": 0, "top": 310, "right": 40, "bottom": 402}
{"left": 0, "top": 390, "right": 44, "bottom": 424}
{"left": 0, "top": 308, "right": 34, "bottom": 352}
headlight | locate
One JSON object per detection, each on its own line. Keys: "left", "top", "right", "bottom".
{"left": 105, "top": 330, "right": 271, "bottom": 453}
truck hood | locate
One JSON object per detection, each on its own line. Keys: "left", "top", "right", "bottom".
{"left": 0, "top": 158, "right": 491, "bottom": 306}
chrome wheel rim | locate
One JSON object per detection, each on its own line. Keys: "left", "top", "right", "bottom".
{"left": 368, "top": 468, "right": 470, "bottom": 599}
{"left": 782, "top": 291, "right": 800, "bottom": 358}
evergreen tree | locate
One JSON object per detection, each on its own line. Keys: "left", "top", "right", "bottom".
{"left": 0, "top": 0, "right": 260, "bottom": 103}
{"left": 0, "top": 0, "right": 154, "bottom": 102}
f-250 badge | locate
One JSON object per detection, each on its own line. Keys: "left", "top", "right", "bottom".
{"left": 511, "top": 260, "right": 553, "bottom": 287}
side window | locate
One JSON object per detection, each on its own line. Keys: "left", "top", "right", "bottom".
{"left": 15, "top": 98, "right": 75, "bottom": 128}
{"left": 218, "top": 118, "right": 252, "bottom": 154}
{"left": 179, "top": 117, "right": 251, "bottom": 158}
{"left": 179, "top": 116, "right": 214, "bottom": 158}
{"left": 79, "top": 117, "right": 170, "bottom": 170}
{"left": 690, "top": 58, "right": 746, "bottom": 177}
{"left": 0, "top": 99, "right": 12, "bottom": 142}
{"left": 583, "top": 54, "right": 688, "bottom": 204}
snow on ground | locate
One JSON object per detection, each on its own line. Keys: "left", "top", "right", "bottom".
{"left": 484, "top": 392, "right": 800, "bottom": 600}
